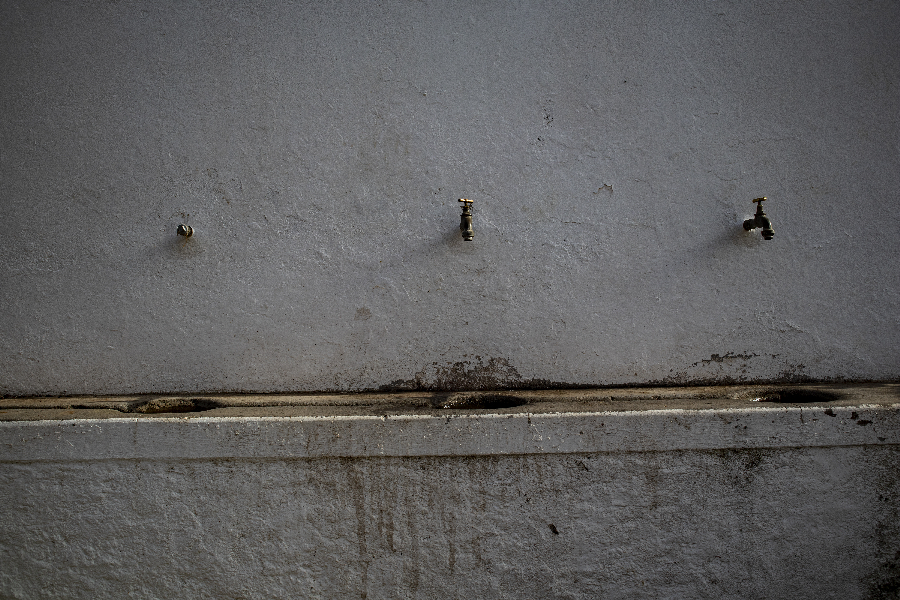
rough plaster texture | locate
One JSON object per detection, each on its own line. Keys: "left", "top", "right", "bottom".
{"left": 1, "top": 390, "right": 899, "bottom": 599}
{"left": 2, "top": 1, "right": 900, "bottom": 395}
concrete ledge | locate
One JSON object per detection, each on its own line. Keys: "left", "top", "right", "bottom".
{"left": 2, "top": 384, "right": 897, "bottom": 461}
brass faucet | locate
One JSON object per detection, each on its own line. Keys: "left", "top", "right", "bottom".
{"left": 743, "top": 197, "right": 774, "bottom": 240}
{"left": 459, "top": 199, "right": 474, "bottom": 241}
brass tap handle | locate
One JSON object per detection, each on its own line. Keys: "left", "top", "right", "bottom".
{"left": 752, "top": 197, "right": 767, "bottom": 204}
{"left": 177, "top": 224, "right": 193, "bottom": 237}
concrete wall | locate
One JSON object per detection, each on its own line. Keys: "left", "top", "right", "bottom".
{"left": 3, "top": 6, "right": 898, "bottom": 596}
{"left": 2, "top": 0, "right": 899, "bottom": 396}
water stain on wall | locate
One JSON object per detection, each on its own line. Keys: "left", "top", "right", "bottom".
{"left": 692, "top": 352, "right": 760, "bottom": 366}
{"left": 712, "top": 448, "right": 771, "bottom": 492}
{"left": 865, "top": 549, "right": 900, "bottom": 600}
{"left": 376, "top": 352, "right": 839, "bottom": 394}
{"left": 661, "top": 353, "right": 817, "bottom": 387}
{"left": 379, "top": 357, "right": 569, "bottom": 392}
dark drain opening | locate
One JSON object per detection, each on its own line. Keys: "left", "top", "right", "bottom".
{"left": 753, "top": 389, "right": 842, "bottom": 404}
{"left": 439, "top": 393, "right": 527, "bottom": 410}
{"left": 123, "top": 398, "right": 220, "bottom": 414}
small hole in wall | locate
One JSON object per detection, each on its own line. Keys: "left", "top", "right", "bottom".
{"left": 439, "top": 393, "right": 527, "bottom": 410}
{"left": 751, "top": 389, "right": 842, "bottom": 404}
{"left": 121, "top": 398, "right": 220, "bottom": 414}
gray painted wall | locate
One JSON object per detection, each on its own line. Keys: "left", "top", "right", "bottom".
{"left": 2, "top": 1, "right": 899, "bottom": 396}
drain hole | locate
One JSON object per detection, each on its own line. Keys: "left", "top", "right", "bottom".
{"left": 439, "top": 393, "right": 527, "bottom": 410}
{"left": 753, "top": 389, "right": 842, "bottom": 404}
{"left": 124, "top": 398, "right": 220, "bottom": 414}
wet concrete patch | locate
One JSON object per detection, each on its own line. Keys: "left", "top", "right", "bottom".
{"left": 747, "top": 388, "right": 844, "bottom": 404}
{"left": 121, "top": 397, "right": 221, "bottom": 414}
{"left": 438, "top": 392, "right": 527, "bottom": 410}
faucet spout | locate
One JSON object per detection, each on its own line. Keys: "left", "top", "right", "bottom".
{"left": 459, "top": 199, "right": 474, "bottom": 241}
{"left": 743, "top": 197, "right": 774, "bottom": 240}
{"left": 758, "top": 215, "right": 774, "bottom": 240}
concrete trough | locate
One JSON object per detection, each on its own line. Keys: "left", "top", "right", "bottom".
{"left": 1, "top": 384, "right": 898, "bottom": 599}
